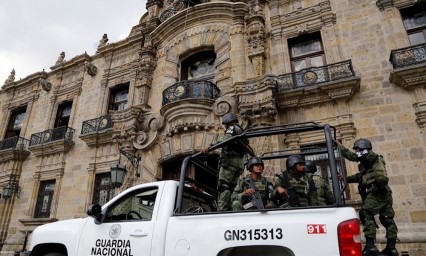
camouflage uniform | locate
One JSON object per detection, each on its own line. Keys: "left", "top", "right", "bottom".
{"left": 312, "top": 175, "right": 335, "bottom": 205}
{"left": 231, "top": 174, "right": 275, "bottom": 210}
{"left": 213, "top": 124, "right": 246, "bottom": 211}
{"left": 340, "top": 145, "right": 398, "bottom": 241}
{"left": 273, "top": 170, "right": 322, "bottom": 207}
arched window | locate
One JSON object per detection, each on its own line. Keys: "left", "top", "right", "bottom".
{"left": 181, "top": 50, "right": 216, "bottom": 81}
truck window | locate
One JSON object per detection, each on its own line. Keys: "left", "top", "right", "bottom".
{"left": 104, "top": 187, "right": 158, "bottom": 222}
{"left": 179, "top": 185, "right": 217, "bottom": 214}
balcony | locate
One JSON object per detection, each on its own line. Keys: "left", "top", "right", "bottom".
{"left": 389, "top": 43, "right": 426, "bottom": 90}
{"left": 28, "top": 126, "right": 75, "bottom": 156}
{"left": 79, "top": 115, "right": 114, "bottom": 146}
{"left": 161, "top": 80, "right": 221, "bottom": 136}
{"left": 275, "top": 60, "right": 360, "bottom": 109}
{"left": 162, "top": 80, "right": 220, "bottom": 105}
{"left": 0, "top": 136, "right": 30, "bottom": 162}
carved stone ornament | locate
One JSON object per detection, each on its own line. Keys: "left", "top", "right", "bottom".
{"left": 295, "top": 23, "right": 308, "bottom": 35}
{"left": 133, "top": 113, "right": 164, "bottom": 150}
{"left": 136, "top": 46, "right": 156, "bottom": 84}
{"left": 246, "top": 14, "right": 267, "bottom": 57}
{"left": 84, "top": 61, "right": 98, "bottom": 76}
{"left": 159, "top": 0, "right": 185, "bottom": 22}
{"left": 39, "top": 78, "right": 52, "bottom": 92}
{"left": 213, "top": 96, "right": 238, "bottom": 116}
{"left": 111, "top": 106, "right": 165, "bottom": 152}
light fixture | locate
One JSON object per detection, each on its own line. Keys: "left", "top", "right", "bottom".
{"left": 110, "top": 145, "right": 141, "bottom": 188}
{"left": 110, "top": 163, "right": 127, "bottom": 188}
{"left": 2, "top": 175, "right": 20, "bottom": 200}
{"left": 118, "top": 147, "right": 141, "bottom": 177}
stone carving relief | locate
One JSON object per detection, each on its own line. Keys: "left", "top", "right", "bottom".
{"left": 213, "top": 95, "right": 238, "bottom": 116}
{"left": 39, "top": 77, "right": 52, "bottom": 92}
{"left": 133, "top": 112, "right": 165, "bottom": 150}
{"left": 159, "top": 0, "right": 185, "bottom": 22}
{"left": 135, "top": 42, "right": 157, "bottom": 105}
{"left": 245, "top": 8, "right": 267, "bottom": 77}
{"left": 84, "top": 61, "right": 98, "bottom": 76}
{"left": 295, "top": 23, "right": 308, "bottom": 35}
{"left": 111, "top": 106, "right": 165, "bottom": 152}
{"left": 136, "top": 46, "right": 157, "bottom": 86}
{"left": 236, "top": 77, "right": 278, "bottom": 126}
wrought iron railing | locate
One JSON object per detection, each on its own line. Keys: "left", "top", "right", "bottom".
{"left": 29, "top": 126, "right": 75, "bottom": 147}
{"left": 0, "top": 136, "right": 29, "bottom": 151}
{"left": 81, "top": 115, "right": 113, "bottom": 135}
{"left": 162, "top": 80, "right": 220, "bottom": 105}
{"left": 390, "top": 43, "right": 426, "bottom": 69}
{"left": 277, "top": 60, "right": 356, "bottom": 91}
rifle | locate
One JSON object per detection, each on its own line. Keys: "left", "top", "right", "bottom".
{"left": 357, "top": 165, "right": 367, "bottom": 201}
{"left": 277, "top": 172, "right": 300, "bottom": 207}
{"left": 242, "top": 178, "right": 264, "bottom": 210}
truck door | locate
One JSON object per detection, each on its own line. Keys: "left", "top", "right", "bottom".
{"left": 77, "top": 186, "right": 159, "bottom": 256}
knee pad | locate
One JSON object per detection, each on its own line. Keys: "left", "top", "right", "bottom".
{"left": 379, "top": 214, "right": 395, "bottom": 228}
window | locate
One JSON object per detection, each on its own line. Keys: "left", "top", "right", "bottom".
{"left": 401, "top": 4, "right": 426, "bottom": 45}
{"left": 288, "top": 32, "right": 325, "bottom": 72}
{"left": 34, "top": 180, "right": 56, "bottom": 218}
{"left": 92, "top": 173, "right": 115, "bottom": 206}
{"left": 5, "top": 106, "right": 27, "bottom": 139}
{"left": 54, "top": 102, "right": 72, "bottom": 128}
{"left": 181, "top": 51, "right": 216, "bottom": 81}
{"left": 109, "top": 83, "right": 129, "bottom": 111}
{"left": 104, "top": 187, "right": 158, "bottom": 222}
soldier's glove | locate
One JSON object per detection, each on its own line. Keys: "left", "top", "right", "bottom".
{"left": 375, "top": 179, "right": 388, "bottom": 193}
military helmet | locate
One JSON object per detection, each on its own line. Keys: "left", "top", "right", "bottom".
{"left": 247, "top": 157, "right": 264, "bottom": 171}
{"left": 353, "top": 138, "right": 372, "bottom": 150}
{"left": 305, "top": 160, "right": 316, "bottom": 173}
{"left": 286, "top": 155, "right": 305, "bottom": 169}
{"left": 222, "top": 112, "right": 238, "bottom": 124}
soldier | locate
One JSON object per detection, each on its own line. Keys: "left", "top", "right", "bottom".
{"left": 202, "top": 112, "right": 247, "bottom": 211}
{"left": 273, "top": 155, "right": 322, "bottom": 207}
{"left": 336, "top": 139, "right": 398, "bottom": 256}
{"left": 231, "top": 157, "right": 275, "bottom": 211}
{"left": 305, "top": 160, "right": 335, "bottom": 206}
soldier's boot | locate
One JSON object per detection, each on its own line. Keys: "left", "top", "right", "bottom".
{"left": 363, "top": 237, "right": 382, "bottom": 256}
{"left": 381, "top": 239, "right": 399, "bottom": 256}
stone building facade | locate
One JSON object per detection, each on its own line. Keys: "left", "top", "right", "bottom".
{"left": 0, "top": 0, "right": 425, "bottom": 255}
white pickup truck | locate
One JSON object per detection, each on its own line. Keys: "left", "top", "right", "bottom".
{"left": 28, "top": 123, "right": 362, "bottom": 256}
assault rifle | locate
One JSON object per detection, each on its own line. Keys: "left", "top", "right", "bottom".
{"left": 242, "top": 178, "right": 264, "bottom": 210}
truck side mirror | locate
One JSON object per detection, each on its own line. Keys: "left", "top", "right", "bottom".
{"left": 87, "top": 204, "right": 103, "bottom": 224}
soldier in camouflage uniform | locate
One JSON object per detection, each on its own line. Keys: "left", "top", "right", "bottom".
{"left": 202, "top": 112, "right": 246, "bottom": 211}
{"left": 337, "top": 139, "right": 398, "bottom": 256}
{"left": 273, "top": 155, "right": 323, "bottom": 207}
{"left": 305, "top": 160, "right": 335, "bottom": 206}
{"left": 232, "top": 157, "right": 275, "bottom": 210}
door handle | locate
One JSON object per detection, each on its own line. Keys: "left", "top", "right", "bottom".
{"left": 129, "top": 229, "right": 148, "bottom": 237}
